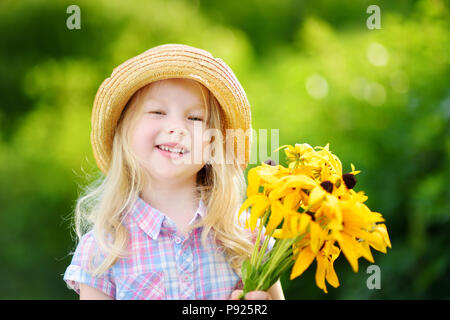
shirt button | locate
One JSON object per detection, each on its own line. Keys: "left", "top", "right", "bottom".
{"left": 174, "top": 237, "right": 181, "bottom": 244}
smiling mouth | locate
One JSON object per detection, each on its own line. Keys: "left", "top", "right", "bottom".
{"left": 155, "top": 145, "right": 189, "bottom": 155}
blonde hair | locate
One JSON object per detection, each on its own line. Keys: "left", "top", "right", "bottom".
{"left": 73, "top": 78, "right": 255, "bottom": 277}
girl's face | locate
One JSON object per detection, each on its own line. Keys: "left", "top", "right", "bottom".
{"left": 130, "top": 78, "right": 211, "bottom": 183}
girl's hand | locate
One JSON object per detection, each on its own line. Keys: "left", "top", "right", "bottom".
{"left": 230, "top": 290, "right": 272, "bottom": 300}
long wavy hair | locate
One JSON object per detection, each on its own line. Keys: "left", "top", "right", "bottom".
{"left": 72, "top": 78, "right": 255, "bottom": 277}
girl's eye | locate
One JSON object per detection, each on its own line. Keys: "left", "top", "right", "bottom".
{"left": 149, "top": 111, "right": 202, "bottom": 122}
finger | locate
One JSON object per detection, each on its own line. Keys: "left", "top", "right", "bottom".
{"left": 245, "top": 291, "right": 272, "bottom": 300}
{"left": 230, "top": 290, "right": 243, "bottom": 300}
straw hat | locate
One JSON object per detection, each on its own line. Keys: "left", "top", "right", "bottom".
{"left": 91, "top": 43, "right": 252, "bottom": 174}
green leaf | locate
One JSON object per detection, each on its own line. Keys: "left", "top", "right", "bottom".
{"left": 241, "top": 258, "right": 251, "bottom": 282}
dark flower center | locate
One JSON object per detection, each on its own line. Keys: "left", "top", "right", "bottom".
{"left": 305, "top": 210, "right": 316, "bottom": 221}
{"left": 342, "top": 173, "right": 357, "bottom": 189}
{"left": 320, "top": 181, "right": 334, "bottom": 193}
{"left": 264, "top": 159, "right": 277, "bottom": 166}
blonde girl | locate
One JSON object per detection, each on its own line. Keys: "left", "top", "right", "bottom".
{"left": 63, "top": 44, "right": 284, "bottom": 300}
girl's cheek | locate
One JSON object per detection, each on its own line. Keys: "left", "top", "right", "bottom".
{"left": 140, "top": 118, "right": 160, "bottom": 135}
{"left": 132, "top": 119, "right": 158, "bottom": 148}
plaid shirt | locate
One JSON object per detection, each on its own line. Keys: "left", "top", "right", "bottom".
{"left": 63, "top": 196, "right": 274, "bottom": 300}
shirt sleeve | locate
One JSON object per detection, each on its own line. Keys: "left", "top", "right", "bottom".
{"left": 63, "top": 230, "right": 116, "bottom": 299}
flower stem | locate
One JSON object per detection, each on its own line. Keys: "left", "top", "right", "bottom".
{"left": 250, "top": 208, "right": 269, "bottom": 267}
{"left": 255, "top": 237, "right": 297, "bottom": 290}
{"left": 254, "top": 228, "right": 273, "bottom": 271}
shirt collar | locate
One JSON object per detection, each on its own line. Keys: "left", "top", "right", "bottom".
{"left": 131, "top": 196, "right": 206, "bottom": 240}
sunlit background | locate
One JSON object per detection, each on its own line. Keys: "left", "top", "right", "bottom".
{"left": 0, "top": 0, "right": 448, "bottom": 299}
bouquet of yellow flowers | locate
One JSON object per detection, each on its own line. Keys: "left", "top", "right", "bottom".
{"left": 237, "top": 143, "right": 391, "bottom": 298}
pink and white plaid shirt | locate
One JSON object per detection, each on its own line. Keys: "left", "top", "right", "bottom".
{"left": 63, "top": 196, "right": 274, "bottom": 300}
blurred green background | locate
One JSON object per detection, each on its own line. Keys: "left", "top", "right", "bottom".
{"left": 0, "top": 0, "right": 448, "bottom": 299}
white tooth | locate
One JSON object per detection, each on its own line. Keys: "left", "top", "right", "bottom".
{"left": 160, "top": 145, "right": 184, "bottom": 154}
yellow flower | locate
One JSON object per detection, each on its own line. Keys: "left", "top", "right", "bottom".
{"left": 238, "top": 142, "right": 391, "bottom": 296}
{"left": 274, "top": 143, "right": 317, "bottom": 170}
{"left": 313, "top": 143, "right": 343, "bottom": 178}
{"left": 329, "top": 199, "right": 386, "bottom": 272}
{"left": 273, "top": 144, "right": 301, "bottom": 165}
{"left": 290, "top": 240, "right": 341, "bottom": 294}
{"left": 247, "top": 163, "right": 289, "bottom": 197}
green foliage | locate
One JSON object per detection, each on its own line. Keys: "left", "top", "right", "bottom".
{"left": 0, "top": 0, "right": 448, "bottom": 299}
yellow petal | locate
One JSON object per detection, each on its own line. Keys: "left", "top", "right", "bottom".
{"left": 289, "top": 214, "right": 300, "bottom": 235}
{"left": 273, "top": 144, "right": 291, "bottom": 153}
{"left": 279, "top": 211, "right": 303, "bottom": 238}
{"left": 238, "top": 194, "right": 261, "bottom": 219}
{"left": 298, "top": 213, "right": 312, "bottom": 234}
{"left": 358, "top": 241, "right": 375, "bottom": 263}
{"left": 247, "top": 167, "right": 262, "bottom": 197}
{"left": 284, "top": 191, "right": 301, "bottom": 210}
{"left": 350, "top": 163, "right": 361, "bottom": 175}
{"left": 269, "top": 175, "right": 317, "bottom": 201}
{"left": 325, "top": 245, "right": 340, "bottom": 288}
{"left": 266, "top": 200, "right": 286, "bottom": 233}
{"left": 309, "top": 186, "right": 326, "bottom": 207}
{"left": 238, "top": 194, "right": 270, "bottom": 231}
{"left": 323, "top": 195, "right": 343, "bottom": 224}
{"left": 249, "top": 199, "right": 270, "bottom": 231}
{"left": 315, "top": 254, "right": 327, "bottom": 293}
{"left": 325, "top": 264, "right": 340, "bottom": 288}
{"left": 368, "top": 230, "right": 388, "bottom": 253}
{"left": 290, "top": 246, "right": 316, "bottom": 280}
{"left": 326, "top": 218, "right": 343, "bottom": 232}
{"left": 272, "top": 228, "right": 284, "bottom": 238}
{"left": 310, "top": 222, "right": 324, "bottom": 254}
{"left": 375, "top": 224, "right": 392, "bottom": 248}
{"left": 344, "top": 223, "right": 378, "bottom": 244}
{"left": 352, "top": 191, "right": 368, "bottom": 203}
{"left": 335, "top": 232, "right": 359, "bottom": 272}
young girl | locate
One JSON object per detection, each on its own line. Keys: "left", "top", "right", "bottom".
{"left": 63, "top": 44, "right": 284, "bottom": 300}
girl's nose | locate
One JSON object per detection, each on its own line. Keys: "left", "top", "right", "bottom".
{"left": 165, "top": 116, "right": 189, "bottom": 137}
{"left": 168, "top": 128, "right": 186, "bottom": 136}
